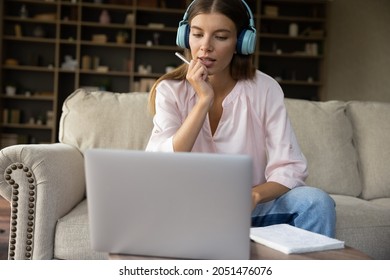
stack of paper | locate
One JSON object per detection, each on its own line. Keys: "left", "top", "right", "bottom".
{"left": 250, "top": 224, "right": 345, "bottom": 254}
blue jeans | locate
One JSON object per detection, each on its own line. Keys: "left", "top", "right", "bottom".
{"left": 251, "top": 186, "right": 336, "bottom": 237}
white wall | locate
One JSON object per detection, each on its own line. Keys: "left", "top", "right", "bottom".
{"left": 324, "top": 0, "right": 390, "bottom": 102}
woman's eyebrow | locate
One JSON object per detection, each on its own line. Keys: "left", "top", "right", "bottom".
{"left": 190, "top": 25, "right": 232, "bottom": 33}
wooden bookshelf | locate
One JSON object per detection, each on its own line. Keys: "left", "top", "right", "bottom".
{"left": 0, "top": 0, "right": 328, "bottom": 147}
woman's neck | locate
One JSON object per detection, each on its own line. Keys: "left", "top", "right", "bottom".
{"left": 209, "top": 74, "right": 236, "bottom": 98}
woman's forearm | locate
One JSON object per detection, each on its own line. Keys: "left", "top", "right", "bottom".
{"left": 252, "top": 181, "right": 290, "bottom": 209}
{"left": 172, "top": 98, "right": 212, "bottom": 152}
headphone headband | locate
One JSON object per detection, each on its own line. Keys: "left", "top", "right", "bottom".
{"left": 176, "top": 0, "right": 257, "bottom": 55}
{"left": 241, "top": 0, "right": 255, "bottom": 29}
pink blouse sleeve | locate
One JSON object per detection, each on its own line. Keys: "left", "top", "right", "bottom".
{"left": 263, "top": 82, "right": 308, "bottom": 189}
{"left": 145, "top": 82, "right": 182, "bottom": 152}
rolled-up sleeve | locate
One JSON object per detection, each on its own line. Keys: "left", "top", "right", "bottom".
{"left": 145, "top": 82, "right": 183, "bottom": 152}
{"left": 262, "top": 82, "right": 308, "bottom": 189}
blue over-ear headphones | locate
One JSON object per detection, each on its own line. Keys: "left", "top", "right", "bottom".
{"left": 176, "top": 0, "right": 257, "bottom": 55}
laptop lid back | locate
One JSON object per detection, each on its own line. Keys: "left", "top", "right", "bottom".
{"left": 85, "top": 149, "right": 252, "bottom": 259}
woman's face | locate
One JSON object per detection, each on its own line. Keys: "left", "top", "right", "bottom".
{"left": 189, "top": 12, "right": 237, "bottom": 78}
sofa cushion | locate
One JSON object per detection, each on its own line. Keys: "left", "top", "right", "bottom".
{"left": 59, "top": 89, "right": 153, "bottom": 152}
{"left": 54, "top": 199, "right": 107, "bottom": 260}
{"left": 331, "top": 195, "right": 390, "bottom": 259}
{"left": 347, "top": 101, "right": 390, "bottom": 200}
{"left": 285, "top": 99, "right": 362, "bottom": 196}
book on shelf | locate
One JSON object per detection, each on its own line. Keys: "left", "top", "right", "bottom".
{"left": 2, "top": 109, "right": 22, "bottom": 124}
{"left": 10, "top": 109, "right": 21, "bottom": 124}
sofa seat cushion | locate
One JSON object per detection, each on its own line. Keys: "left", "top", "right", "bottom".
{"left": 285, "top": 99, "right": 362, "bottom": 196}
{"left": 370, "top": 198, "right": 390, "bottom": 209}
{"left": 331, "top": 194, "right": 390, "bottom": 259}
{"left": 59, "top": 89, "right": 153, "bottom": 153}
{"left": 54, "top": 199, "right": 107, "bottom": 260}
{"left": 347, "top": 101, "right": 390, "bottom": 200}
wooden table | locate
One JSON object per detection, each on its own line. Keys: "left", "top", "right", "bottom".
{"left": 249, "top": 241, "right": 372, "bottom": 260}
{"left": 110, "top": 241, "right": 372, "bottom": 260}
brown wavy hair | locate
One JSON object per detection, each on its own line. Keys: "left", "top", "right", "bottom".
{"left": 148, "top": 0, "right": 256, "bottom": 114}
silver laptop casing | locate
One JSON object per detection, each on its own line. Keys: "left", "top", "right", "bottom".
{"left": 85, "top": 149, "right": 252, "bottom": 260}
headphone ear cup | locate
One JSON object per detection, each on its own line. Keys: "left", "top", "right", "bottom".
{"left": 176, "top": 21, "right": 190, "bottom": 49}
{"left": 236, "top": 28, "right": 256, "bottom": 55}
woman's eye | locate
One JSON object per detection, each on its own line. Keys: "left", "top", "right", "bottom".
{"left": 215, "top": 36, "right": 227, "bottom": 40}
{"left": 192, "top": 33, "right": 203, "bottom": 38}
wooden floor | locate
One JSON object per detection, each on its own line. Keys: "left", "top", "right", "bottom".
{"left": 0, "top": 196, "right": 10, "bottom": 260}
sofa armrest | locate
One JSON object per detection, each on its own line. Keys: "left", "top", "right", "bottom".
{"left": 0, "top": 143, "right": 85, "bottom": 259}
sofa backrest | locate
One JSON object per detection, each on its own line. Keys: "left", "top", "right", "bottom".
{"left": 346, "top": 101, "right": 390, "bottom": 200}
{"left": 284, "top": 98, "right": 362, "bottom": 197}
{"left": 59, "top": 89, "right": 153, "bottom": 152}
{"left": 59, "top": 89, "right": 390, "bottom": 199}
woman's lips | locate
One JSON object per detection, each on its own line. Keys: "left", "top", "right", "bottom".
{"left": 199, "top": 57, "right": 216, "bottom": 68}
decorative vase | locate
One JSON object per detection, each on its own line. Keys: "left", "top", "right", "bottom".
{"left": 99, "top": 10, "right": 110, "bottom": 24}
{"left": 6, "top": 86, "right": 16, "bottom": 96}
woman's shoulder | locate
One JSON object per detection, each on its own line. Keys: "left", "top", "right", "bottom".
{"left": 239, "top": 70, "right": 284, "bottom": 99}
{"left": 156, "top": 79, "right": 195, "bottom": 102}
{"left": 157, "top": 79, "right": 188, "bottom": 95}
{"left": 253, "top": 70, "right": 283, "bottom": 90}
{"left": 157, "top": 78, "right": 186, "bottom": 91}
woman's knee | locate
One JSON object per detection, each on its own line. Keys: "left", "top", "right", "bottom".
{"left": 293, "top": 186, "right": 335, "bottom": 212}
{"left": 290, "top": 186, "right": 336, "bottom": 237}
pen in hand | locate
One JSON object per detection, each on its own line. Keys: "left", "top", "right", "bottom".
{"left": 175, "top": 52, "right": 190, "bottom": 65}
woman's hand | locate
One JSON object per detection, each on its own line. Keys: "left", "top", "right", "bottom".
{"left": 251, "top": 182, "right": 290, "bottom": 210}
{"left": 172, "top": 59, "right": 214, "bottom": 152}
{"left": 252, "top": 190, "right": 261, "bottom": 210}
{"left": 186, "top": 59, "right": 214, "bottom": 108}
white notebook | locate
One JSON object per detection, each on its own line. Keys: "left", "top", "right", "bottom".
{"left": 250, "top": 224, "right": 345, "bottom": 254}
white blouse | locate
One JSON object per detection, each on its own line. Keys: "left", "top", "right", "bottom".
{"left": 146, "top": 70, "right": 308, "bottom": 189}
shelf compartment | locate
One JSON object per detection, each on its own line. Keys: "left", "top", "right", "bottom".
{"left": 1, "top": 97, "right": 54, "bottom": 129}
{"left": 135, "top": 9, "right": 183, "bottom": 29}
{"left": 60, "top": 23, "right": 79, "bottom": 42}
{"left": 260, "top": 37, "right": 324, "bottom": 57}
{"left": 78, "top": 75, "right": 130, "bottom": 93}
{"left": 81, "top": 25, "right": 132, "bottom": 44}
{"left": 3, "top": 0, "right": 57, "bottom": 21}
{"left": 134, "top": 48, "right": 183, "bottom": 75}
{"left": 81, "top": 5, "right": 134, "bottom": 25}
{"left": 0, "top": 126, "right": 53, "bottom": 146}
{"left": 2, "top": 69, "right": 55, "bottom": 95}
{"left": 261, "top": 0, "right": 327, "bottom": 19}
{"left": 79, "top": 45, "right": 132, "bottom": 72}
{"left": 3, "top": 18, "right": 57, "bottom": 39}
{"left": 135, "top": 27, "right": 177, "bottom": 47}
{"left": 259, "top": 56, "right": 321, "bottom": 86}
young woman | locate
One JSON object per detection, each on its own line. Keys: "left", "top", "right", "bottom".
{"left": 146, "top": 0, "right": 336, "bottom": 237}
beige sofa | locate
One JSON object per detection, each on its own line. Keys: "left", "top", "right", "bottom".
{"left": 0, "top": 88, "right": 389, "bottom": 260}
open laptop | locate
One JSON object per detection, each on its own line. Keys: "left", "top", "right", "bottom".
{"left": 85, "top": 149, "right": 253, "bottom": 260}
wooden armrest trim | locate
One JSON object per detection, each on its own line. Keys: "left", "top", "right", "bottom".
{"left": 5, "top": 163, "right": 36, "bottom": 260}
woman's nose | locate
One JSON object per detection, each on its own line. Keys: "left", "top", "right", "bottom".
{"left": 200, "top": 36, "right": 213, "bottom": 52}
